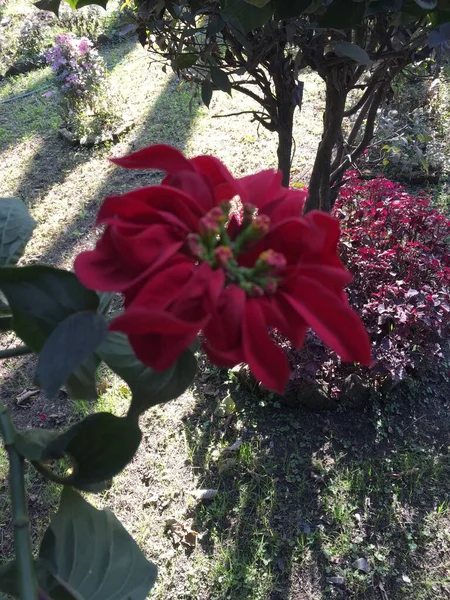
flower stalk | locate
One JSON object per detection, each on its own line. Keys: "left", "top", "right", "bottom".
{"left": 0, "top": 402, "right": 37, "bottom": 600}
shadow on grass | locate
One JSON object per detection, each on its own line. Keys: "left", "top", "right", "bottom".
{"left": 183, "top": 371, "right": 450, "bottom": 600}
{"left": 0, "top": 66, "right": 201, "bottom": 556}
{"left": 0, "top": 39, "right": 140, "bottom": 205}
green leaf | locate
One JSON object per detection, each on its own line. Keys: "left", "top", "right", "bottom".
{"left": 46, "top": 413, "right": 142, "bottom": 488}
{"left": 201, "top": 78, "right": 213, "bottom": 107}
{"left": 0, "top": 560, "right": 23, "bottom": 597}
{"left": 206, "top": 15, "right": 225, "bottom": 35}
{"left": 222, "top": 0, "right": 274, "bottom": 33}
{"left": 35, "top": 0, "right": 62, "bottom": 14}
{"left": 0, "top": 199, "right": 36, "bottom": 267}
{"left": 274, "top": 0, "right": 312, "bottom": 19}
{"left": 173, "top": 53, "right": 199, "bottom": 69}
{"left": 66, "top": 353, "right": 101, "bottom": 401}
{"left": 413, "top": 0, "right": 437, "bottom": 8}
{"left": 0, "top": 266, "right": 99, "bottom": 351}
{"left": 429, "top": 22, "right": 450, "bottom": 46}
{"left": 319, "top": 0, "right": 367, "bottom": 28}
{"left": 38, "top": 488, "right": 157, "bottom": 599}
{"left": 97, "top": 331, "right": 197, "bottom": 415}
{"left": 364, "top": 0, "right": 402, "bottom": 17}
{"left": 35, "top": 0, "right": 109, "bottom": 14}
{"left": 15, "top": 429, "right": 61, "bottom": 462}
{"left": 97, "top": 291, "right": 115, "bottom": 316}
{"left": 35, "top": 312, "right": 107, "bottom": 399}
{"left": 244, "top": 0, "right": 271, "bottom": 6}
{"left": 211, "top": 66, "right": 232, "bottom": 94}
{"left": 75, "top": 0, "right": 109, "bottom": 8}
{"left": 332, "top": 41, "right": 372, "bottom": 65}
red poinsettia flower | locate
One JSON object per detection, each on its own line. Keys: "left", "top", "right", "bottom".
{"left": 75, "top": 145, "right": 371, "bottom": 393}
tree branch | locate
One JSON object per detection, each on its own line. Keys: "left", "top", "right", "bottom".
{"left": 0, "top": 345, "right": 33, "bottom": 360}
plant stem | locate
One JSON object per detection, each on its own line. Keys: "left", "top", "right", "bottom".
{"left": 0, "top": 402, "right": 38, "bottom": 600}
{"left": 0, "top": 345, "right": 33, "bottom": 360}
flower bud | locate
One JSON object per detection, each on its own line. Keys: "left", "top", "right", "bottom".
{"left": 186, "top": 233, "right": 204, "bottom": 259}
{"left": 248, "top": 284, "right": 265, "bottom": 297}
{"left": 250, "top": 214, "right": 271, "bottom": 237}
{"left": 256, "top": 249, "right": 287, "bottom": 272}
{"left": 214, "top": 245, "right": 233, "bottom": 268}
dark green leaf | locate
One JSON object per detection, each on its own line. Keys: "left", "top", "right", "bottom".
{"left": 244, "top": 0, "right": 271, "bottom": 6}
{"left": 364, "top": 0, "right": 402, "bottom": 16}
{"left": 173, "top": 53, "right": 199, "bottom": 69}
{"left": 38, "top": 488, "right": 157, "bottom": 599}
{"left": 274, "top": 0, "right": 312, "bottom": 19}
{"left": 97, "top": 291, "right": 115, "bottom": 316}
{"left": 35, "top": 0, "right": 62, "bottom": 14}
{"left": 15, "top": 429, "right": 61, "bottom": 462}
{"left": 332, "top": 41, "right": 372, "bottom": 65}
{"left": 0, "top": 560, "right": 21, "bottom": 597}
{"left": 75, "top": 0, "right": 109, "bottom": 8}
{"left": 429, "top": 22, "right": 450, "bottom": 46}
{"left": 211, "top": 66, "right": 232, "bottom": 94}
{"left": 319, "top": 0, "right": 367, "bottom": 28}
{"left": 0, "top": 291, "right": 9, "bottom": 315}
{"left": 222, "top": 0, "right": 274, "bottom": 33}
{"left": 201, "top": 79, "right": 213, "bottom": 107}
{"left": 46, "top": 413, "right": 141, "bottom": 488}
{"left": 66, "top": 353, "right": 101, "bottom": 401}
{"left": 0, "top": 316, "right": 12, "bottom": 331}
{"left": 0, "top": 199, "right": 36, "bottom": 267}
{"left": 35, "top": 0, "right": 109, "bottom": 14}
{"left": 0, "top": 266, "right": 99, "bottom": 351}
{"left": 206, "top": 15, "right": 225, "bottom": 35}
{"left": 97, "top": 331, "right": 197, "bottom": 415}
{"left": 35, "top": 312, "right": 107, "bottom": 399}
{"left": 413, "top": 0, "right": 437, "bottom": 8}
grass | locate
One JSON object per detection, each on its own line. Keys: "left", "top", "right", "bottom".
{"left": 0, "top": 21, "right": 449, "bottom": 600}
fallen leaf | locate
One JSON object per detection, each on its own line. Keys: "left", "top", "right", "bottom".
{"left": 221, "top": 439, "right": 242, "bottom": 456}
{"left": 218, "top": 458, "right": 237, "bottom": 474}
{"left": 191, "top": 489, "right": 218, "bottom": 501}
{"left": 392, "top": 468, "right": 420, "bottom": 478}
{"left": 16, "top": 388, "right": 39, "bottom": 406}
{"left": 184, "top": 530, "right": 198, "bottom": 548}
{"left": 352, "top": 557, "right": 370, "bottom": 573}
{"left": 326, "top": 576, "right": 345, "bottom": 586}
{"left": 224, "top": 394, "right": 236, "bottom": 415}
{"left": 401, "top": 574, "right": 412, "bottom": 584}
{"left": 297, "top": 520, "right": 312, "bottom": 534}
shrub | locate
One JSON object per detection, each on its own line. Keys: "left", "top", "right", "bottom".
{"left": 46, "top": 32, "right": 118, "bottom": 139}
{"left": 334, "top": 173, "right": 450, "bottom": 382}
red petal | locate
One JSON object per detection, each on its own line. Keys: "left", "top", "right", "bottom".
{"left": 239, "top": 169, "right": 281, "bottom": 209}
{"left": 111, "top": 144, "right": 194, "bottom": 173}
{"left": 109, "top": 225, "right": 184, "bottom": 270}
{"left": 203, "top": 285, "right": 245, "bottom": 350}
{"left": 129, "top": 331, "right": 197, "bottom": 371}
{"left": 98, "top": 185, "right": 203, "bottom": 230}
{"left": 164, "top": 171, "right": 216, "bottom": 213}
{"left": 190, "top": 155, "right": 242, "bottom": 203}
{"left": 125, "top": 260, "right": 194, "bottom": 310}
{"left": 280, "top": 278, "right": 372, "bottom": 365}
{"left": 260, "top": 296, "right": 307, "bottom": 348}
{"left": 110, "top": 308, "right": 205, "bottom": 335}
{"left": 242, "top": 299, "right": 290, "bottom": 393}
{"left": 262, "top": 189, "right": 306, "bottom": 222}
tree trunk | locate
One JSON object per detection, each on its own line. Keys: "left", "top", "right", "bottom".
{"left": 272, "top": 54, "right": 300, "bottom": 188}
{"left": 276, "top": 108, "right": 295, "bottom": 187}
{"left": 305, "top": 78, "right": 347, "bottom": 213}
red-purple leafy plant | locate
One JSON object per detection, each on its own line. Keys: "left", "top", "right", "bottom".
{"left": 334, "top": 173, "right": 450, "bottom": 382}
